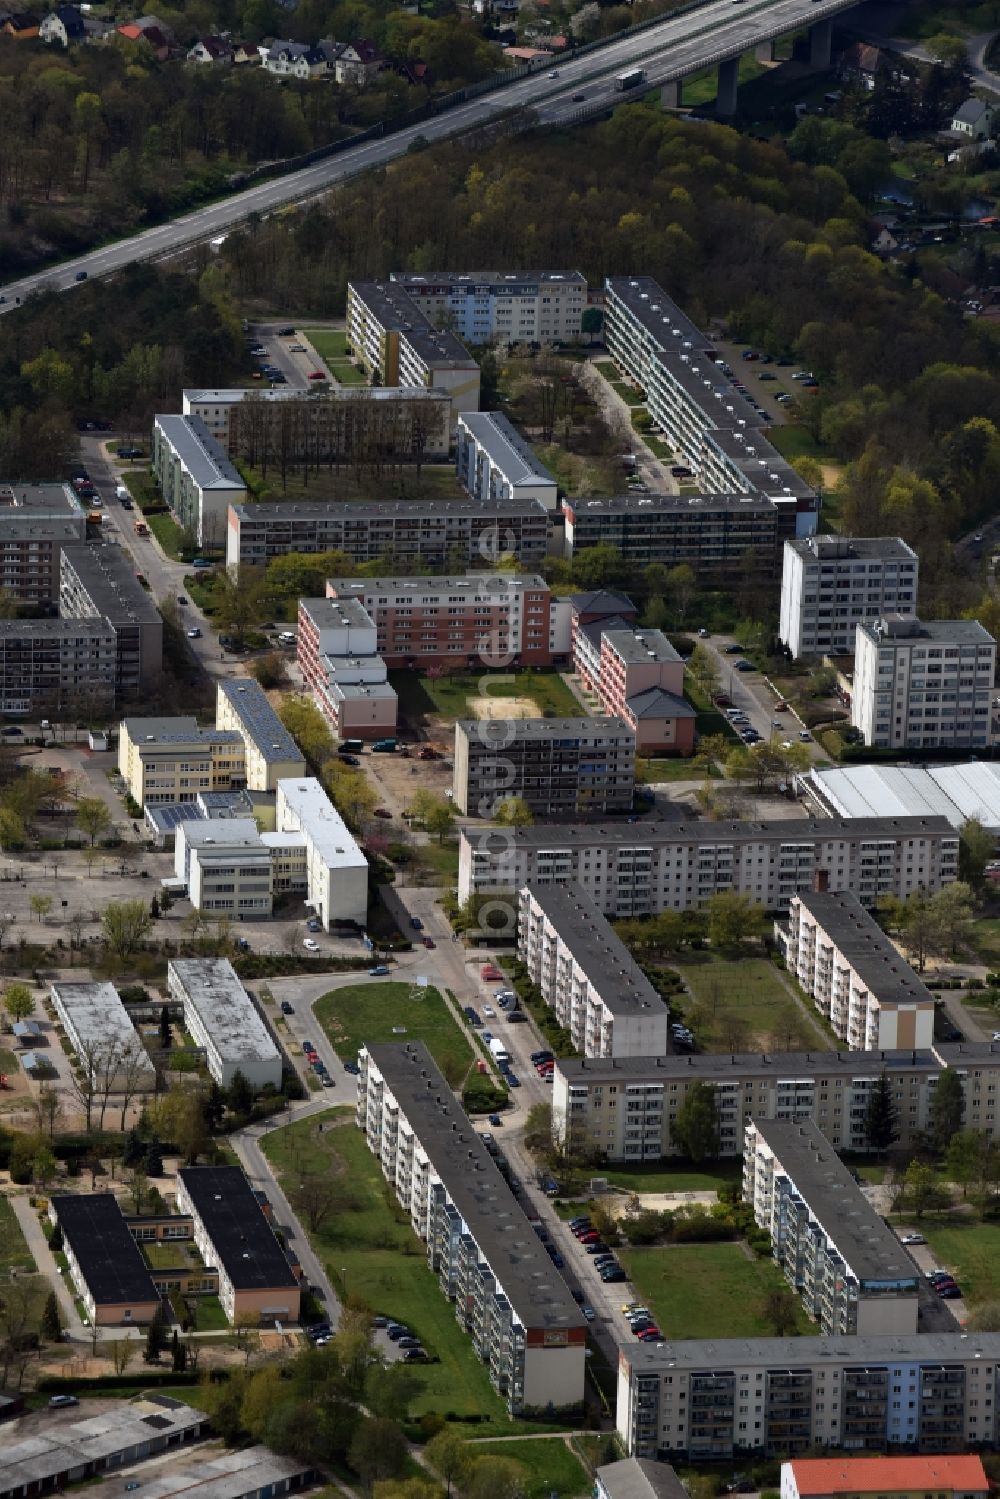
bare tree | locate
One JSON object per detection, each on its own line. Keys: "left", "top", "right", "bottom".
{"left": 31, "top": 1083, "right": 62, "bottom": 1138}
{"left": 110, "top": 1338, "right": 135, "bottom": 1375}
{"left": 94, "top": 1040, "right": 127, "bottom": 1132}
{"left": 0, "top": 1281, "right": 41, "bottom": 1389}
{"left": 66, "top": 1036, "right": 103, "bottom": 1130}
{"left": 117, "top": 1039, "right": 153, "bottom": 1132}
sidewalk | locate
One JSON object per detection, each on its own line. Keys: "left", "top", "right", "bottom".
{"left": 9, "top": 1192, "right": 82, "bottom": 1334}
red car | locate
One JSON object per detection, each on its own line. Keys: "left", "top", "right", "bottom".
{"left": 637, "top": 1328, "right": 662, "bottom": 1341}
{"left": 480, "top": 964, "right": 503, "bottom": 981}
{"left": 422, "top": 936, "right": 435, "bottom": 949}
{"left": 308, "top": 371, "right": 326, "bottom": 380}
{"left": 578, "top": 1230, "right": 602, "bottom": 1244}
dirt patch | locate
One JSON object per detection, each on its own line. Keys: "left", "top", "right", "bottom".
{"left": 467, "top": 696, "right": 540, "bottom": 721}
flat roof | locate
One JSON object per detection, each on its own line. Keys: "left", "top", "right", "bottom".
{"left": 706, "top": 428, "right": 815, "bottom": 501}
{"left": 300, "top": 596, "right": 374, "bottom": 631}
{"left": 276, "top": 778, "right": 367, "bottom": 870}
{"left": 364, "top": 1040, "right": 586, "bottom": 1333}
{"left": 328, "top": 678, "right": 398, "bottom": 702}
{"left": 654, "top": 350, "right": 764, "bottom": 434}
{"left": 0, "top": 517, "right": 85, "bottom": 542}
{"left": 50, "top": 1193, "right": 159, "bottom": 1306}
{"left": 596, "top": 1460, "right": 689, "bottom": 1499}
{"left": 601, "top": 627, "right": 682, "bottom": 667}
{"left": 328, "top": 572, "right": 548, "bottom": 598}
{"left": 786, "top": 1456, "right": 990, "bottom": 1497}
{"left": 620, "top": 1330, "right": 1000, "bottom": 1373}
{"left": 605, "top": 276, "right": 707, "bottom": 350}
{"left": 462, "top": 814, "right": 957, "bottom": 853}
{"left": 217, "top": 679, "right": 304, "bottom": 765}
{"left": 0, "top": 618, "right": 113, "bottom": 640}
{"left": 99, "top": 1445, "right": 316, "bottom": 1499}
{"left": 458, "top": 412, "right": 556, "bottom": 488}
{"left": 456, "top": 716, "right": 632, "bottom": 745}
{"left": 62, "top": 545, "right": 163, "bottom": 625}
{"left": 49, "top": 982, "right": 153, "bottom": 1074}
{"left": 564, "top": 492, "right": 778, "bottom": 518}
{"left": 184, "top": 385, "right": 448, "bottom": 404}
{"left": 0, "top": 1399, "right": 205, "bottom": 1493}
{"left": 557, "top": 1047, "right": 944, "bottom": 1086}
{"left": 792, "top": 890, "right": 933, "bottom": 1011}
{"left": 153, "top": 415, "right": 246, "bottom": 491}
{"left": 858, "top": 614, "right": 995, "bottom": 646}
{"left": 393, "top": 270, "right": 587, "bottom": 289}
{"left": 231, "top": 496, "right": 548, "bottom": 521}
{"left": 786, "top": 536, "right": 918, "bottom": 564}
{"left": 168, "top": 960, "right": 281, "bottom": 1069}
{"left": 805, "top": 763, "right": 1000, "bottom": 832}
{"left": 523, "top": 882, "right": 667, "bottom": 1018}
{"left": 349, "top": 280, "right": 478, "bottom": 368}
{"left": 178, "top": 1166, "right": 298, "bottom": 1291}
{"left": 183, "top": 819, "right": 265, "bottom": 853}
{"left": 750, "top": 1118, "right": 918, "bottom": 1285}
{"left": 0, "top": 481, "right": 84, "bottom": 516}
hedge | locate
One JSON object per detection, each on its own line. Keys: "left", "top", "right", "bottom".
{"left": 38, "top": 1371, "right": 201, "bottom": 1392}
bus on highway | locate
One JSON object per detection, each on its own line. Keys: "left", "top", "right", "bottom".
{"left": 614, "top": 67, "right": 645, "bottom": 90}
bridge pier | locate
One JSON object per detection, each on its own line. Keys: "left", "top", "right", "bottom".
{"left": 716, "top": 55, "right": 739, "bottom": 115}
{"left": 660, "top": 77, "right": 684, "bottom": 108}
{"left": 755, "top": 37, "right": 776, "bottom": 62}
{"left": 809, "top": 17, "right": 832, "bottom": 67}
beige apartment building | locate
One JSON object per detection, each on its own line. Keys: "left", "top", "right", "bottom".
{"left": 781, "top": 889, "right": 935, "bottom": 1050}
{"left": 215, "top": 680, "right": 305, "bottom": 791}
{"left": 119, "top": 716, "right": 246, "bottom": 806}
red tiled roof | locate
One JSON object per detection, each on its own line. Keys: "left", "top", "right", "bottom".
{"left": 788, "top": 1457, "right": 990, "bottom": 1497}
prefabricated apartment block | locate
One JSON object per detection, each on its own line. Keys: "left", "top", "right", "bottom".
{"left": 167, "top": 958, "right": 282, "bottom": 1091}
{"left": 49, "top": 1193, "right": 161, "bottom": 1326}
{"left": 778, "top": 535, "right": 919, "bottom": 660}
{"left": 49, "top": 981, "right": 156, "bottom": 1093}
{"left": 852, "top": 613, "right": 996, "bottom": 751}
{"left": 453, "top": 716, "right": 636, "bottom": 819}
{"left": 357, "top": 1040, "right": 586, "bottom": 1414}
{"left": 518, "top": 882, "right": 668, "bottom": 1057}
{"left": 743, "top": 1118, "right": 919, "bottom": 1336}
{"left": 175, "top": 1165, "right": 301, "bottom": 1325}
{"left": 458, "top": 817, "right": 960, "bottom": 913}
{"left": 215, "top": 679, "right": 306, "bottom": 791}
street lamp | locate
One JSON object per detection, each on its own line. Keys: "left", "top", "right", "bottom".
{"left": 340, "top": 1265, "right": 348, "bottom": 1301}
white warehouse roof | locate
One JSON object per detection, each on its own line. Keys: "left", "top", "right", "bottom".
{"left": 805, "top": 762, "right": 1000, "bottom": 835}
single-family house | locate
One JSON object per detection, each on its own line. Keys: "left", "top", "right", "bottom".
{"left": 117, "top": 17, "right": 172, "bottom": 57}
{"left": 395, "top": 57, "right": 430, "bottom": 85}
{"left": 265, "top": 38, "right": 329, "bottom": 76}
{"left": 187, "top": 33, "right": 233, "bottom": 63}
{"left": 870, "top": 222, "right": 899, "bottom": 254}
{"left": 951, "top": 97, "right": 995, "bottom": 139}
{"left": 39, "top": 4, "right": 84, "bottom": 44}
{"left": 335, "top": 38, "right": 386, "bottom": 85}
{"left": 838, "top": 41, "right": 894, "bottom": 91}
{"left": 231, "top": 39, "right": 256, "bottom": 63}
{"left": 1, "top": 11, "right": 40, "bottom": 36}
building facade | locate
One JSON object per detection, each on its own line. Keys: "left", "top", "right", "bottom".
{"left": 346, "top": 281, "right": 481, "bottom": 419}
{"left": 181, "top": 386, "right": 451, "bottom": 462}
{"left": 458, "top": 817, "right": 960, "bottom": 914}
{"left": 167, "top": 959, "right": 282, "bottom": 1091}
{"left": 152, "top": 414, "right": 247, "bottom": 548}
{"left": 325, "top": 573, "right": 555, "bottom": 668}
{"left": 174, "top": 818, "right": 276, "bottom": 920}
{"left": 357, "top": 1040, "right": 586, "bottom": 1413}
{"left": 226, "top": 496, "right": 549, "bottom": 573}
{"left": 119, "top": 716, "right": 246, "bottom": 806}
{"left": 782, "top": 890, "right": 935, "bottom": 1051}
{"left": 215, "top": 679, "right": 306, "bottom": 791}
{"left": 60, "top": 544, "right": 163, "bottom": 694}
{"left": 296, "top": 595, "right": 397, "bottom": 741}
{"left": 0, "top": 618, "right": 115, "bottom": 717}
{"left": 617, "top": 1332, "right": 1000, "bottom": 1460}
{"left": 455, "top": 412, "right": 558, "bottom": 511}
{"left": 778, "top": 536, "right": 919, "bottom": 660}
{"left": 518, "top": 882, "right": 668, "bottom": 1057}
{"left": 852, "top": 614, "right": 996, "bottom": 750}
{"left": 274, "top": 777, "right": 369, "bottom": 929}
{"left": 453, "top": 716, "right": 635, "bottom": 819}
{"left": 562, "top": 493, "right": 781, "bottom": 578}
{"left": 0, "top": 481, "right": 86, "bottom": 600}
{"left": 743, "top": 1118, "right": 919, "bottom": 1336}
{"left": 573, "top": 616, "right": 695, "bottom": 756}
{"left": 390, "top": 270, "right": 588, "bottom": 346}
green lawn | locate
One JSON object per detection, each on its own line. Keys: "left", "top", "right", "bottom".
{"left": 314, "top": 981, "right": 473, "bottom": 1086}
{"left": 767, "top": 424, "right": 828, "bottom": 462}
{"left": 262, "top": 1109, "right": 511, "bottom": 1425}
{"left": 678, "top": 53, "right": 767, "bottom": 106}
{"left": 412, "top": 839, "right": 461, "bottom": 884}
{"left": 190, "top": 1294, "right": 230, "bottom": 1331}
{"left": 469, "top": 1439, "right": 588, "bottom": 1499}
{"left": 146, "top": 511, "right": 186, "bottom": 560}
{"left": 973, "top": 917, "right": 1000, "bottom": 968}
{"left": 329, "top": 362, "right": 368, "bottom": 387}
{"left": 0, "top": 1196, "right": 34, "bottom": 1274}
{"left": 598, "top": 1160, "right": 742, "bottom": 1194}
{"left": 644, "top": 435, "right": 673, "bottom": 461}
{"left": 617, "top": 1241, "right": 814, "bottom": 1339}
{"left": 637, "top": 758, "right": 708, "bottom": 782}
{"left": 391, "top": 668, "right": 583, "bottom": 728}
{"left": 914, "top": 1221, "right": 1000, "bottom": 1305}
{"left": 673, "top": 952, "right": 817, "bottom": 1051}
{"left": 304, "top": 329, "right": 348, "bottom": 360}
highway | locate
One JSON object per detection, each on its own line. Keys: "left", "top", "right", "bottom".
{"left": 0, "top": 0, "right": 853, "bottom": 310}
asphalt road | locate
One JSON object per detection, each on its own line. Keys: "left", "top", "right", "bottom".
{"left": 698, "top": 630, "right": 827, "bottom": 762}
{"left": 0, "top": 0, "right": 856, "bottom": 309}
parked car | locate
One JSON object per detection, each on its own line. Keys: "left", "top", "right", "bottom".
{"left": 488, "top": 1113, "right": 503, "bottom": 1127}
{"left": 898, "top": 1232, "right": 925, "bottom": 1245}
{"left": 373, "top": 808, "right": 392, "bottom": 819}
{"left": 422, "top": 936, "right": 435, "bottom": 949}
{"left": 303, "top": 938, "right": 319, "bottom": 952}
{"left": 344, "top": 1061, "right": 361, "bottom": 1076}
{"left": 307, "top": 919, "right": 321, "bottom": 932}
{"left": 409, "top": 917, "right": 424, "bottom": 930}
{"left": 280, "top": 1001, "right": 294, "bottom": 1015}
{"left": 369, "top": 965, "right": 390, "bottom": 976}
{"left": 186, "top": 628, "right": 202, "bottom": 639}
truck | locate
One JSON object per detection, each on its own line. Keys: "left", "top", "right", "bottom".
{"left": 371, "top": 738, "right": 397, "bottom": 753}
{"left": 133, "top": 519, "right": 149, "bottom": 536}
{"left": 614, "top": 66, "right": 645, "bottom": 91}
{"left": 489, "top": 1038, "right": 511, "bottom": 1065}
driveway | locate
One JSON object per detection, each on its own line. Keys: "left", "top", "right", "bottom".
{"left": 895, "top": 1230, "right": 967, "bottom": 1328}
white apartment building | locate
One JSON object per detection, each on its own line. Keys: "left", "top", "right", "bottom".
{"left": 174, "top": 819, "right": 275, "bottom": 919}
{"left": 390, "top": 270, "right": 588, "bottom": 346}
{"left": 552, "top": 1046, "right": 975, "bottom": 1162}
{"left": 455, "top": 412, "right": 558, "bottom": 511}
{"left": 167, "top": 958, "right": 282, "bottom": 1091}
{"left": 346, "top": 281, "right": 481, "bottom": 419}
{"left": 151, "top": 414, "right": 247, "bottom": 548}
{"left": 617, "top": 1332, "right": 1000, "bottom": 1461}
{"left": 274, "top": 777, "right": 369, "bottom": 929}
{"left": 50, "top": 981, "right": 156, "bottom": 1092}
{"left": 604, "top": 277, "right": 818, "bottom": 541}
{"left": 181, "top": 385, "right": 451, "bottom": 459}
{"left": 852, "top": 614, "right": 996, "bottom": 750}
{"left": 779, "top": 536, "right": 919, "bottom": 659}
{"left": 743, "top": 1118, "right": 919, "bottom": 1336}
{"left": 215, "top": 680, "right": 306, "bottom": 792}
{"left": 119, "top": 716, "right": 246, "bottom": 807}
{"left": 357, "top": 1040, "right": 586, "bottom": 1414}
{"left": 782, "top": 889, "right": 935, "bottom": 1050}
{"left": 458, "top": 817, "right": 960, "bottom": 915}
{"left": 517, "top": 882, "right": 668, "bottom": 1057}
